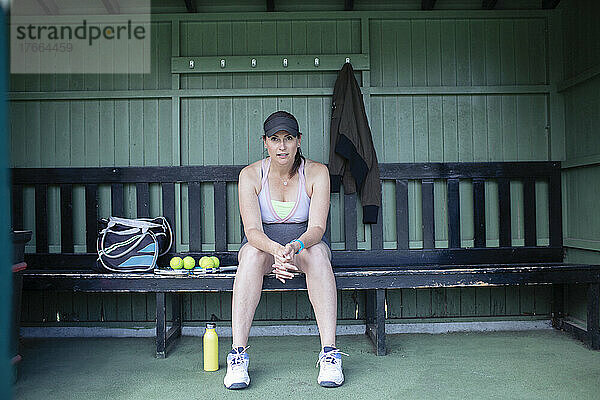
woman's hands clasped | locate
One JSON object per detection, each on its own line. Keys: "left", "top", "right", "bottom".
{"left": 272, "top": 242, "right": 300, "bottom": 283}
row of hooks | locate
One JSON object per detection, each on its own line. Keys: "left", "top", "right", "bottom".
{"left": 189, "top": 56, "right": 351, "bottom": 69}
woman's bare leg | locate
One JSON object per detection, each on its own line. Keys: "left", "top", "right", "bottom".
{"left": 231, "top": 244, "right": 273, "bottom": 348}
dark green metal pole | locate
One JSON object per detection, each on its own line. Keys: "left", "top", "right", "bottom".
{"left": 0, "top": 6, "right": 14, "bottom": 399}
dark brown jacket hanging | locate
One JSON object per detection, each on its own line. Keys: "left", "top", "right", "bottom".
{"left": 329, "top": 62, "right": 381, "bottom": 224}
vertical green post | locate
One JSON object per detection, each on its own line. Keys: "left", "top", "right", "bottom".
{"left": 0, "top": 6, "right": 14, "bottom": 399}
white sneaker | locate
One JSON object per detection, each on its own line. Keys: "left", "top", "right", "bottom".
{"left": 223, "top": 346, "right": 250, "bottom": 390}
{"left": 316, "top": 347, "right": 348, "bottom": 388}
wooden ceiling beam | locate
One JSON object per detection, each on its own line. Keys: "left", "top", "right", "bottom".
{"left": 184, "top": 0, "right": 197, "bottom": 13}
{"left": 482, "top": 0, "right": 499, "bottom": 10}
{"left": 422, "top": 0, "right": 436, "bottom": 11}
{"left": 542, "top": 0, "right": 561, "bottom": 9}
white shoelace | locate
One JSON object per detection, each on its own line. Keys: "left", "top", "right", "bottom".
{"left": 316, "top": 348, "right": 349, "bottom": 368}
{"left": 229, "top": 346, "right": 249, "bottom": 369}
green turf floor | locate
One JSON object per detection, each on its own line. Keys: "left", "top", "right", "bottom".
{"left": 13, "top": 330, "right": 600, "bottom": 399}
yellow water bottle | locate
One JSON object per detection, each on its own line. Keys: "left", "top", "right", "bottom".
{"left": 203, "top": 322, "right": 219, "bottom": 371}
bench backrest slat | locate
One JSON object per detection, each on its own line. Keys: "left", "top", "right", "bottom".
{"left": 523, "top": 177, "right": 537, "bottom": 247}
{"left": 111, "top": 183, "right": 124, "bottom": 216}
{"left": 473, "top": 178, "right": 486, "bottom": 248}
{"left": 214, "top": 181, "right": 228, "bottom": 252}
{"left": 161, "top": 183, "right": 176, "bottom": 249}
{"left": 60, "top": 184, "right": 74, "bottom": 253}
{"left": 136, "top": 183, "right": 150, "bottom": 218}
{"left": 12, "top": 184, "right": 23, "bottom": 231}
{"left": 35, "top": 184, "right": 48, "bottom": 253}
{"left": 188, "top": 181, "right": 202, "bottom": 252}
{"left": 395, "top": 179, "right": 409, "bottom": 250}
{"left": 549, "top": 173, "right": 563, "bottom": 248}
{"left": 447, "top": 178, "right": 460, "bottom": 249}
{"left": 370, "top": 207, "right": 384, "bottom": 250}
{"left": 85, "top": 184, "right": 98, "bottom": 253}
{"left": 344, "top": 193, "right": 357, "bottom": 251}
{"left": 498, "top": 178, "right": 511, "bottom": 247}
{"left": 421, "top": 179, "right": 435, "bottom": 249}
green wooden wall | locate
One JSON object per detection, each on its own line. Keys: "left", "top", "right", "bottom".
{"left": 11, "top": 10, "right": 564, "bottom": 327}
{"left": 558, "top": 0, "right": 600, "bottom": 325}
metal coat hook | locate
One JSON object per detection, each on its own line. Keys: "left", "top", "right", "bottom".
{"left": 220, "top": 59, "right": 226, "bottom": 68}
{"left": 283, "top": 58, "right": 288, "bottom": 67}
{"left": 189, "top": 60, "right": 194, "bottom": 69}
{"left": 251, "top": 58, "right": 257, "bottom": 68}
{"left": 345, "top": 57, "right": 350, "bottom": 64}
{"left": 314, "top": 57, "right": 320, "bottom": 67}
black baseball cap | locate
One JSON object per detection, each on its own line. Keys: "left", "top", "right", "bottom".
{"left": 263, "top": 111, "right": 300, "bottom": 137}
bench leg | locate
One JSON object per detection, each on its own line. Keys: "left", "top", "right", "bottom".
{"left": 156, "top": 293, "right": 183, "bottom": 358}
{"left": 365, "top": 289, "right": 386, "bottom": 356}
{"left": 551, "top": 284, "right": 565, "bottom": 329}
{"left": 587, "top": 283, "right": 600, "bottom": 350}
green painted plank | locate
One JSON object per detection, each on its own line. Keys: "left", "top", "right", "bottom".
{"left": 143, "top": 100, "right": 159, "bottom": 165}
{"left": 442, "top": 96, "right": 458, "bottom": 161}
{"left": 369, "top": 20, "right": 382, "bottom": 87}
{"left": 39, "top": 102, "right": 55, "bottom": 167}
{"left": 460, "top": 288, "right": 477, "bottom": 317}
{"left": 535, "top": 286, "right": 552, "bottom": 316}
{"left": 116, "top": 294, "right": 133, "bottom": 322}
{"left": 472, "top": 96, "right": 488, "bottom": 162}
{"left": 426, "top": 20, "right": 441, "bottom": 86}
{"left": 114, "top": 100, "right": 130, "bottom": 166}
{"left": 486, "top": 181, "right": 499, "bottom": 243}
{"left": 190, "top": 293, "right": 206, "bottom": 321}
{"left": 264, "top": 292, "right": 282, "bottom": 320}
{"left": 484, "top": 20, "right": 500, "bottom": 86}
{"left": 499, "top": 20, "right": 516, "bottom": 85}
{"left": 411, "top": 20, "right": 426, "bottom": 86}
{"left": 71, "top": 293, "right": 87, "bottom": 322}
{"left": 416, "top": 289, "right": 431, "bottom": 318}
{"left": 440, "top": 20, "right": 456, "bottom": 86}
{"left": 182, "top": 293, "right": 192, "bottom": 321}
{"left": 457, "top": 96, "right": 473, "bottom": 161}
{"left": 296, "top": 291, "right": 313, "bottom": 320}
{"left": 431, "top": 288, "right": 446, "bottom": 317}
{"left": 501, "top": 95, "right": 517, "bottom": 160}
{"left": 446, "top": 288, "right": 461, "bottom": 316}
{"left": 520, "top": 287, "right": 535, "bottom": 316}
{"left": 129, "top": 100, "right": 144, "bottom": 167}
{"left": 158, "top": 99, "right": 173, "bottom": 166}
{"left": 413, "top": 96, "right": 428, "bottom": 162}
{"left": 381, "top": 20, "right": 397, "bottom": 87}
{"left": 528, "top": 19, "right": 546, "bottom": 85}
{"left": 490, "top": 287, "right": 506, "bottom": 316}
{"left": 475, "top": 288, "right": 491, "bottom": 316}
{"left": 383, "top": 98, "right": 399, "bottom": 162}
{"left": 455, "top": 20, "right": 471, "bottom": 85}
{"left": 505, "top": 286, "right": 520, "bottom": 315}
{"left": 396, "top": 21, "right": 412, "bottom": 86}
{"left": 281, "top": 292, "right": 297, "bottom": 320}
{"left": 131, "top": 294, "right": 147, "bottom": 322}
{"left": 340, "top": 290, "right": 356, "bottom": 320}
{"left": 55, "top": 291, "right": 72, "bottom": 322}
{"left": 401, "top": 289, "right": 417, "bottom": 318}
{"left": 101, "top": 294, "right": 117, "bottom": 321}
{"left": 385, "top": 289, "right": 402, "bottom": 319}
{"left": 513, "top": 20, "right": 530, "bottom": 85}
{"left": 25, "top": 291, "right": 43, "bottom": 323}
{"left": 428, "top": 97, "right": 443, "bottom": 162}
{"left": 205, "top": 293, "right": 221, "bottom": 321}
{"left": 87, "top": 293, "right": 102, "bottom": 322}
{"left": 221, "top": 293, "right": 232, "bottom": 321}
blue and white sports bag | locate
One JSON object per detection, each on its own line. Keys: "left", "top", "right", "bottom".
{"left": 95, "top": 216, "right": 173, "bottom": 273}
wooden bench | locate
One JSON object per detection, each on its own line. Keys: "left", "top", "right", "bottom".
{"left": 12, "top": 161, "right": 600, "bottom": 357}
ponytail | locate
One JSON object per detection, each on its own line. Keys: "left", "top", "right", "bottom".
{"left": 289, "top": 147, "right": 305, "bottom": 179}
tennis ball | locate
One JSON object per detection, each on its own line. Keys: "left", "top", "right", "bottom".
{"left": 183, "top": 256, "right": 196, "bottom": 269}
{"left": 170, "top": 257, "right": 183, "bottom": 269}
{"left": 210, "top": 256, "right": 220, "bottom": 268}
{"left": 200, "top": 256, "right": 214, "bottom": 269}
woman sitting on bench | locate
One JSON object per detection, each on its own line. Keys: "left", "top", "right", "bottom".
{"left": 224, "top": 110, "right": 344, "bottom": 390}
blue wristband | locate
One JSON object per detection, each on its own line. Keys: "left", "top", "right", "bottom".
{"left": 291, "top": 239, "right": 304, "bottom": 254}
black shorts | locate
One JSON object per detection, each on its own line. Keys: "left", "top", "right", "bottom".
{"left": 240, "top": 221, "right": 330, "bottom": 249}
